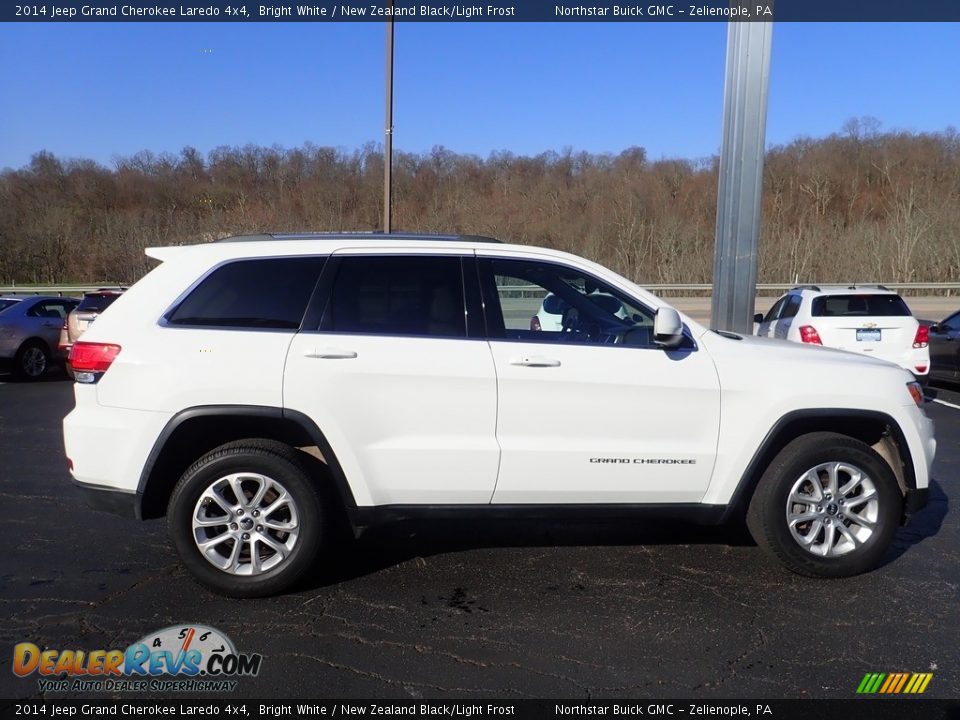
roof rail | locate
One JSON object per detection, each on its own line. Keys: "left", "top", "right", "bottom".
{"left": 846, "top": 284, "right": 890, "bottom": 291}
{"left": 215, "top": 232, "right": 502, "bottom": 244}
{"left": 790, "top": 284, "right": 821, "bottom": 292}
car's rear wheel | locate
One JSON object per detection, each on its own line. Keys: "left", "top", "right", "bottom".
{"left": 168, "top": 439, "right": 326, "bottom": 597}
{"left": 14, "top": 340, "right": 49, "bottom": 381}
{"left": 746, "top": 432, "right": 902, "bottom": 578}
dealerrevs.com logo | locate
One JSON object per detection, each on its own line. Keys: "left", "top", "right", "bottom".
{"left": 13, "top": 624, "right": 262, "bottom": 693}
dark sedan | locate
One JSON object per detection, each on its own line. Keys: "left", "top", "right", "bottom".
{"left": 927, "top": 309, "right": 960, "bottom": 384}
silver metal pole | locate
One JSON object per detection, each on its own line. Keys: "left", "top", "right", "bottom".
{"left": 711, "top": 20, "right": 773, "bottom": 333}
{"left": 383, "top": 7, "right": 394, "bottom": 234}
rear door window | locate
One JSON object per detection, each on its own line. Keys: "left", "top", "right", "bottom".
{"left": 811, "top": 295, "right": 911, "bottom": 317}
{"left": 321, "top": 256, "right": 466, "bottom": 338}
{"left": 27, "top": 300, "right": 76, "bottom": 319}
{"left": 167, "top": 257, "right": 325, "bottom": 330}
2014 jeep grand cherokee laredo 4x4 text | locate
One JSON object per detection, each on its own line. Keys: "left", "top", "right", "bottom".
{"left": 63, "top": 233, "right": 936, "bottom": 597}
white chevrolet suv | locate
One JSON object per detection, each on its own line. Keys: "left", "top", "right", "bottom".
{"left": 755, "top": 285, "right": 930, "bottom": 381}
{"left": 64, "top": 234, "right": 936, "bottom": 597}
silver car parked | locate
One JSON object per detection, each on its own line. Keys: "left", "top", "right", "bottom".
{"left": 0, "top": 296, "right": 79, "bottom": 380}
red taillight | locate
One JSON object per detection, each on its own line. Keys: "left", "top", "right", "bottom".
{"left": 799, "top": 325, "right": 822, "bottom": 345}
{"left": 530, "top": 316, "right": 542, "bottom": 331}
{"left": 913, "top": 325, "right": 929, "bottom": 349}
{"left": 69, "top": 342, "right": 121, "bottom": 374}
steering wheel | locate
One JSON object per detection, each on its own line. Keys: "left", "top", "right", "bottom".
{"left": 561, "top": 307, "right": 579, "bottom": 333}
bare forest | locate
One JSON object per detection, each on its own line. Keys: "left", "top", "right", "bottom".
{"left": 1, "top": 121, "right": 958, "bottom": 287}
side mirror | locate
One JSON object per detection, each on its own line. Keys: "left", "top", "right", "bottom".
{"left": 928, "top": 323, "right": 940, "bottom": 333}
{"left": 654, "top": 307, "right": 684, "bottom": 348}
{"left": 753, "top": 313, "right": 764, "bottom": 324}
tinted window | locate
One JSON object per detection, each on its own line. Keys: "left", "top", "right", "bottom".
{"left": 77, "top": 293, "right": 122, "bottom": 313}
{"left": 478, "top": 257, "right": 658, "bottom": 347}
{"left": 324, "top": 256, "right": 466, "bottom": 338}
{"left": 27, "top": 300, "right": 76, "bottom": 319}
{"left": 939, "top": 311, "right": 960, "bottom": 331}
{"left": 0, "top": 299, "right": 20, "bottom": 314}
{"left": 781, "top": 295, "right": 802, "bottom": 320}
{"left": 811, "top": 294, "right": 911, "bottom": 317}
{"left": 763, "top": 296, "right": 788, "bottom": 323}
{"left": 168, "top": 257, "right": 325, "bottom": 329}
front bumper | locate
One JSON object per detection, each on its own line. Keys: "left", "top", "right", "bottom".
{"left": 70, "top": 477, "right": 142, "bottom": 518}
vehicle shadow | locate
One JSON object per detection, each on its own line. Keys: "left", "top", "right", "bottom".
{"left": 310, "top": 514, "right": 754, "bottom": 588}
{"left": 306, "top": 476, "right": 948, "bottom": 587}
{"left": 882, "top": 477, "right": 949, "bottom": 567}
{"left": 0, "top": 367, "right": 71, "bottom": 383}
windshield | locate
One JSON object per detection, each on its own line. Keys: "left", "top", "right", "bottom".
{"left": 0, "top": 299, "right": 21, "bottom": 314}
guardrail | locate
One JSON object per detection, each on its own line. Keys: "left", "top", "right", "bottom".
{"left": 497, "top": 282, "right": 960, "bottom": 297}
{"left": 2, "top": 282, "right": 958, "bottom": 298}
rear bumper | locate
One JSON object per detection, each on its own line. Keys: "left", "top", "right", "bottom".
{"left": 64, "top": 389, "right": 171, "bottom": 492}
{"left": 70, "top": 477, "right": 142, "bottom": 518}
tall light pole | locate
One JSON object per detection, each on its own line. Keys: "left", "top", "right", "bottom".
{"left": 383, "top": 4, "right": 394, "bottom": 233}
{"left": 711, "top": 20, "right": 773, "bottom": 333}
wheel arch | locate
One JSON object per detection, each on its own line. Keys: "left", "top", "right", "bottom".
{"left": 721, "top": 409, "right": 915, "bottom": 523}
{"left": 137, "top": 405, "right": 356, "bottom": 520}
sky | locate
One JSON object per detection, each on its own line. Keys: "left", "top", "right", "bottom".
{"left": 0, "top": 21, "right": 957, "bottom": 170}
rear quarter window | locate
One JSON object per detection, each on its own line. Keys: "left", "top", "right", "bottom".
{"left": 166, "top": 257, "right": 326, "bottom": 330}
{"left": 811, "top": 294, "right": 912, "bottom": 317}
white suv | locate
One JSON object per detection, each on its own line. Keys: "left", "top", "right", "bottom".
{"left": 755, "top": 285, "right": 930, "bottom": 380}
{"left": 64, "top": 234, "right": 936, "bottom": 597}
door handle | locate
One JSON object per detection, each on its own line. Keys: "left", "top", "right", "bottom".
{"left": 304, "top": 348, "right": 358, "bottom": 359}
{"left": 509, "top": 355, "right": 561, "bottom": 367}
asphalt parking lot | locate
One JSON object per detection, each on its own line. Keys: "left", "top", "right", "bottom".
{"left": 0, "top": 371, "right": 957, "bottom": 700}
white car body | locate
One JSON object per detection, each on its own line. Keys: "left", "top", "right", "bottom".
{"left": 755, "top": 285, "right": 930, "bottom": 378}
{"left": 62, "top": 234, "right": 936, "bottom": 592}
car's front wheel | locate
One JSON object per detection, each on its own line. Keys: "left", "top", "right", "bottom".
{"left": 168, "top": 439, "right": 327, "bottom": 597}
{"left": 746, "top": 432, "right": 902, "bottom": 578}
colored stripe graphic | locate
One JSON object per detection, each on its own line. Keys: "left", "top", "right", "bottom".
{"left": 857, "top": 672, "right": 932, "bottom": 694}
{"left": 892, "top": 673, "right": 910, "bottom": 693}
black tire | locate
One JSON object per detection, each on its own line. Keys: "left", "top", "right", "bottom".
{"left": 168, "top": 439, "right": 327, "bottom": 598}
{"left": 746, "top": 432, "right": 902, "bottom": 578}
{"left": 14, "top": 340, "right": 49, "bottom": 381}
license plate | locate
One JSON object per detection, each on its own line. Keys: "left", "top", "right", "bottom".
{"left": 856, "top": 328, "right": 881, "bottom": 342}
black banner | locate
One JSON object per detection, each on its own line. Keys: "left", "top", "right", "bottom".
{"left": 5, "top": 0, "right": 960, "bottom": 23}
{"left": 2, "top": 700, "right": 959, "bottom": 720}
